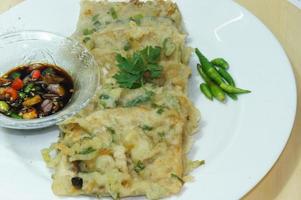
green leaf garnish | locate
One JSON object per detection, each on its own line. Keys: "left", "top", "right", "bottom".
{"left": 141, "top": 46, "right": 161, "bottom": 64}
{"left": 113, "top": 46, "right": 162, "bottom": 89}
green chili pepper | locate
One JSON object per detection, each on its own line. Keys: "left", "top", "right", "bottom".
{"left": 197, "top": 64, "right": 211, "bottom": 83}
{"left": 227, "top": 93, "right": 238, "bottom": 100}
{"left": 197, "top": 64, "right": 225, "bottom": 102}
{"left": 0, "top": 101, "right": 10, "bottom": 113}
{"left": 211, "top": 58, "right": 229, "bottom": 70}
{"left": 24, "top": 83, "right": 34, "bottom": 93}
{"left": 10, "top": 72, "right": 21, "bottom": 79}
{"left": 19, "top": 92, "right": 26, "bottom": 99}
{"left": 200, "top": 83, "right": 213, "bottom": 101}
{"left": 196, "top": 48, "right": 250, "bottom": 101}
{"left": 33, "top": 85, "right": 42, "bottom": 92}
{"left": 42, "top": 68, "right": 54, "bottom": 76}
{"left": 195, "top": 48, "right": 224, "bottom": 85}
{"left": 220, "top": 83, "right": 251, "bottom": 94}
{"left": 209, "top": 83, "right": 225, "bottom": 102}
{"left": 217, "top": 68, "right": 235, "bottom": 86}
{"left": 10, "top": 113, "right": 22, "bottom": 119}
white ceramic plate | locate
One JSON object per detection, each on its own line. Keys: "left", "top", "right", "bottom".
{"left": 0, "top": 0, "right": 297, "bottom": 200}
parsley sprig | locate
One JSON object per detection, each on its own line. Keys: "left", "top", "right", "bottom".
{"left": 113, "top": 46, "right": 163, "bottom": 89}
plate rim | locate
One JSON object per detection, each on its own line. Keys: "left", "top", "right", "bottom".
{"left": 0, "top": 0, "right": 297, "bottom": 199}
{"left": 227, "top": 1, "right": 297, "bottom": 199}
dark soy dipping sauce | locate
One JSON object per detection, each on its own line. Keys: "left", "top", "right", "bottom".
{"left": 0, "top": 63, "right": 74, "bottom": 119}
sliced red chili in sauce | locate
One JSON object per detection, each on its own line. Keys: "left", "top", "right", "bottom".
{"left": 11, "top": 78, "right": 23, "bottom": 91}
{"left": 0, "top": 63, "right": 74, "bottom": 119}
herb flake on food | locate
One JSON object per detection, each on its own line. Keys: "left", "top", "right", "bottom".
{"left": 198, "top": 160, "right": 205, "bottom": 166}
{"left": 79, "top": 147, "right": 96, "bottom": 155}
{"left": 134, "top": 161, "right": 145, "bottom": 173}
{"left": 123, "top": 41, "right": 132, "bottom": 51}
{"left": 140, "top": 125, "right": 153, "bottom": 131}
{"left": 171, "top": 173, "right": 184, "bottom": 184}
{"left": 100, "top": 94, "right": 110, "bottom": 100}
{"left": 109, "top": 7, "right": 118, "bottom": 19}
{"left": 93, "top": 20, "right": 102, "bottom": 30}
{"left": 99, "top": 94, "right": 111, "bottom": 107}
{"left": 125, "top": 91, "right": 154, "bottom": 107}
{"left": 107, "top": 127, "right": 117, "bottom": 143}
{"left": 107, "top": 127, "right": 116, "bottom": 135}
{"left": 83, "top": 28, "right": 95, "bottom": 35}
{"left": 158, "top": 132, "right": 165, "bottom": 139}
{"left": 92, "top": 14, "right": 100, "bottom": 22}
{"left": 163, "top": 37, "right": 176, "bottom": 57}
{"left": 83, "top": 37, "right": 91, "bottom": 43}
{"left": 129, "top": 14, "right": 144, "bottom": 25}
{"left": 156, "top": 107, "right": 165, "bottom": 114}
{"left": 152, "top": 103, "right": 166, "bottom": 114}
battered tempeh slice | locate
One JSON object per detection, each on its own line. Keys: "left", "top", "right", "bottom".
{"left": 76, "top": 20, "right": 192, "bottom": 92}
{"left": 74, "top": 1, "right": 192, "bottom": 93}
{"left": 80, "top": 17, "right": 192, "bottom": 65}
{"left": 60, "top": 84, "right": 200, "bottom": 157}
{"left": 75, "top": 0, "right": 183, "bottom": 35}
{"left": 49, "top": 107, "right": 186, "bottom": 199}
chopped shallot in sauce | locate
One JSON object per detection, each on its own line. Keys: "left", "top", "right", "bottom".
{"left": 0, "top": 63, "right": 74, "bottom": 119}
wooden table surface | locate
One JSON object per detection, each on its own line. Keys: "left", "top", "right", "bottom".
{"left": 1, "top": 0, "right": 300, "bottom": 199}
